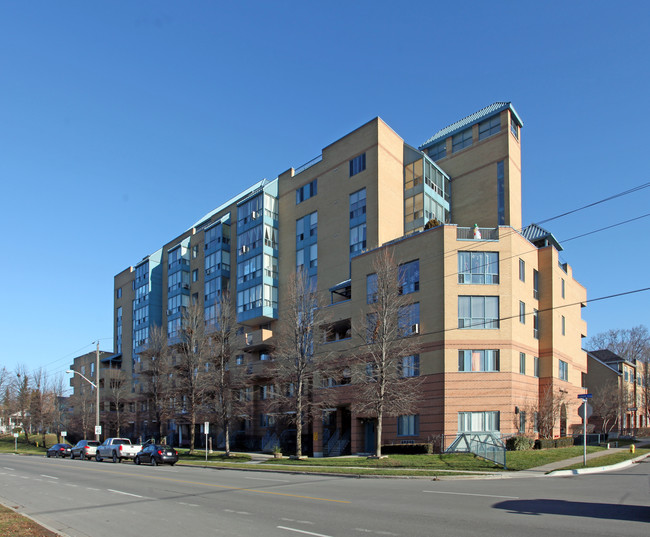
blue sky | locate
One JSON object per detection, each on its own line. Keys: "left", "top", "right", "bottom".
{"left": 1, "top": 1, "right": 649, "bottom": 382}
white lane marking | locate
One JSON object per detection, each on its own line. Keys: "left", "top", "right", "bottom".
{"left": 277, "top": 527, "right": 332, "bottom": 537}
{"left": 244, "top": 476, "right": 290, "bottom": 482}
{"left": 64, "top": 483, "right": 78, "bottom": 487}
{"left": 3, "top": 467, "right": 14, "bottom": 470}
{"left": 40, "top": 475, "right": 58, "bottom": 479}
{"left": 354, "top": 530, "right": 373, "bottom": 533}
{"left": 178, "top": 502, "right": 199, "bottom": 507}
{"left": 107, "top": 489, "right": 145, "bottom": 498}
{"left": 297, "top": 521, "right": 314, "bottom": 525}
{"left": 423, "top": 490, "right": 519, "bottom": 499}
{"left": 86, "top": 487, "right": 101, "bottom": 491}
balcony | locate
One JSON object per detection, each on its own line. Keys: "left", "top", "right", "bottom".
{"left": 457, "top": 227, "right": 499, "bottom": 241}
{"left": 242, "top": 328, "right": 274, "bottom": 351}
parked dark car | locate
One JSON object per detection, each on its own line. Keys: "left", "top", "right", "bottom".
{"left": 70, "top": 440, "right": 100, "bottom": 460}
{"left": 134, "top": 444, "right": 178, "bottom": 466}
{"left": 46, "top": 443, "right": 72, "bottom": 458}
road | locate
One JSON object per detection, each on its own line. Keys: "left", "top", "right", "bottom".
{"left": 0, "top": 454, "right": 648, "bottom": 537}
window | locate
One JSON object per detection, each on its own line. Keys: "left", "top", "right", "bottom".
{"left": 427, "top": 141, "right": 446, "bottom": 160}
{"left": 519, "top": 301, "right": 526, "bottom": 324}
{"left": 458, "top": 296, "right": 499, "bottom": 329}
{"left": 534, "top": 356, "right": 539, "bottom": 378}
{"left": 237, "top": 285, "right": 263, "bottom": 313}
{"left": 452, "top": 128, "right": 472, "bottom": 153}
{"left": 478, "top": 116, "right": 501, "bottom": 140}
{"left": 324, "top": 319, "right": 352, "bottom": 342}
{"left": 533, "top": 308, "right": 539, "bottom": 339}
{"left": 400, "top": 355, "right": 420, "bottom": 377}
{"left": 366, "top": 273, "right": 377, "bottom": 304}
{"left": 561, "top": 278, "right": 565, "bottom": 298}
{"left": 259, "top": 414, "right": 275, "bottom": 427}
{"left": 397, "top": 415, "right": 419, "bottom": 436}
{"left": 296, "top": 179, "right": 318, "bottom": 204}
{"left": 192, "top": 269, "right": 198, "bottom": 282}
{"left": 296, "top": 212, "right": 317, "bottom": 243}
{"left": 533, "top": 411, "right": 539, "bottom": 433}
{"left": 510, "top": 117, "right": 519, "bottom": 140}
{"left": 519, "top": 259, "right": 525, "bottom": 282}
{"left": 237, "top": 194, "right": 263, "bottom": 228}
{"left": 235, "top": 355, "right": 244, "bottom": 366}
{"left": 192, "top": 245, "right": 198, "bottom": 258}
{"left": 398, "top": 303, "right": 420, "bottom": 336}
{"left": 458, "top": 350, "right": 500, "bottom": 372}
{"left": 519, "top": 411, "right": 526, "bottom": 434}
{"left": 559, "top": 359, "right": 568, "bottom": 381}
{"left": 238, "top": 255, "right": 262, "bottom": 284}
{"left": 561, "top": 315, "right": 566, "bottom": 336}
{"left": 116, "top": 287, "right": 122, "bottom": 299}
{"left": 349, "top": 153, "right": 366, "bottom": 176}
{"left": 399, "top": 260, "right": 419, "bottom": 294}
{"left": 533, "top": 269, "right": 539, "bottom": 299}
{"left": 458, "top": 411, "right": 500, "bottom": 432}
{"left": 350, "top": 223, "right": 366, "bottom": 254}
{"left": 349, "top": 188, "right": 366, "bottom": 220}
{"left": 458, "top": 252, "right": 499, "bottom": 284}
{"left": 520, "top": 352, "right": 526, "bottom": 375}
{"left": 260, "top": 384, "right": 275, "bottom": 400}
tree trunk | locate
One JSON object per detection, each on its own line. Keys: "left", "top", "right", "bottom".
{"left": 296, "top": 384, "right": 303, "bottom": 458}
{"left": 224, "top": 417, "right": 230, "bottom": 456}
{"left": 375, "top": 414, "right": 382, "bottom": 458}
{"left": 189, "top": 412, "right": 196, "bottom": 455}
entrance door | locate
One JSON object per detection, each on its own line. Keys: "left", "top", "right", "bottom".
{"left": 364, "top": 421, "right": 376, "bottom": 453}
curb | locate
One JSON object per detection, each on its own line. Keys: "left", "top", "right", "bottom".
{"left": 547, "top": 451, "right": 650, "bottom": 477}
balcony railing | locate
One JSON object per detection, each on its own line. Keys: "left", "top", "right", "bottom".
{"left": 456, "top": 227, "right": 499, "bottom": 240}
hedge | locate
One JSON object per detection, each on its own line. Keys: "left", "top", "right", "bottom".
{"left": 506, "top": 436, "right": 534, "bottom": 451}
{"left": 534, "top": 436, "right": 574, "bottom": 449}
{"left": 381, "top": 443, "right": 433, "bottom": 455}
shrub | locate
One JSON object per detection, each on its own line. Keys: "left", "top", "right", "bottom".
{"left": 506, "top": 436, "right": 534, "bottom": 451}
{"left": 534, "top": 437, "right": 574, "bottom": 449}
{"left": 381, "top": 443, "right": 433, "bottom": 455}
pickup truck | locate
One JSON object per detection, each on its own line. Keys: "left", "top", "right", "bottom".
{"left": 95, "top": 438, "right": 142, "bottom": 463}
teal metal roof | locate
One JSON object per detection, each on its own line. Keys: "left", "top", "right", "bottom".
{"left": 522, "top": 223, "right": 563, "bottom": 252}
{"left": 419, "top": 102, "right": 523, "bottom": 150}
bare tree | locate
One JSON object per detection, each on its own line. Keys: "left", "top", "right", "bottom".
{"left": 271, "top": 269, "right": 334, "bottom": 458}
{"left": 139, "top": 325, "right": 173, "bottom": 441}
{"left": 30, "top": 368, "right": 54, "bottom": 448}
{"left": 173, "top": 302, "right": 212, "bottom": 454}
{"left": 590, "top": 380, "right": 621, "bottom": 433}
{"left": 585, "top": 325, "right": 649, "bottom": 364}
{"left": 13, "top": 366, "right": 32, "bottom": 441}
{"left": 206, "top": 289, "right": 242, "bottom": 456}
{"left": 351, "top": 249, "right": 421, "bottom": 457}
{"left": 537, "top": 385, "right": 571, "bottom": 439}
{"left": 106, "top": 368, "right": 129, "bottom": 437}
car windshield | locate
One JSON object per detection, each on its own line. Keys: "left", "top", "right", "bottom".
{"left": 87, "top": 441, "right": 99, "bottom": 446}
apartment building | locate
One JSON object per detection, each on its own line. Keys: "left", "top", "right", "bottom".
{"left": 105, "top": 102, "right": 587, "bottom": 452}
{"left": 584, "top": 349, "right": 646, "bottom": 433}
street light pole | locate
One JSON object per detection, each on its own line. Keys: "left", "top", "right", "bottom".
{"left": 66, "top": 361, "right": 101, "bottom": 442}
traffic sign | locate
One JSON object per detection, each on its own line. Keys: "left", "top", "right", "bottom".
{"left": 95, "top": 425, "right": 102, "bottom": 435}
{"left": 577, "top": 393, "right": 592, "bottom": 399}
{"left": 627, "top": 407, "right": 638, "bottom": 412}
{"left": 578, "top": 403, "right": 593, "bottom": 419}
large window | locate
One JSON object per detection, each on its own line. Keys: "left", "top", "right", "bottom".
{"left": 237, "top": 226, "right": 262, "bottom": 255}
{"left": 349, "top": 153, "right": 366, "bottom": 176}
{"left": 350, "top": 223, "right": 367, "bottom": 254}
{"left": 397, "top": 415, "right": 419, "bottom": 436}
{"left": 458, "top": 350, "right": 500, "bottom": 372}
{"left": 458, "top": 252, "right": 499, "bottom": 284}
{"left": 399, "top": 260, "right": 420, "bottom": 295}
{"left": 366, "top": 273, "right": 377, "bottom": 304}
{"left": 296, "top": 212, "right": 317, "bottom": 242}
{"left": 458, "top": 296, "right": 499, "bottom": 329}
{"left": 559, "top": 359, "right": 568, "bottom": 381}
{"left": 350, "top": 188, "right": 366, "bottom": 219}
{"left": 237, "top": 285, "right": 262, "bottom": 313}
{"left": 296, "top": 179, "right": 318, "bottom": 204}
{"left": 458, "top": 411, "right": 500, "bottom": 432}
{"left": 478, "top": 116, "right": 501, "bottom": 140}
{"left": 398, "top": 303, "right": 420, "bottom": 336}
{"left": 452, "top": 128, "right": 472, "bottom": 153}
{"left": 510, "top": 117, "right": 519, "bottom": 140}
{"left": 520, "top": 352, "right": 526, "bottom": 375}
{"left": 427, "top": 141, "right": 446, "bottom": 161}
{"left": 237, "top": 194, "right": 263, "bottom": 228}
{"left": 238, "top": 255, "right": 262, "bottom": 284}
{"left": 400, "top": 355, "right": 420, "bottom": 377}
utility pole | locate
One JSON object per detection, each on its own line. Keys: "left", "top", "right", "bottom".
{"left": 95, "top": 341, "right": 101, "bottom": 442}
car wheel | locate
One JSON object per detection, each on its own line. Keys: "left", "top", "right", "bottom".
{"left": 56, "top": 451, "right": 61, "bottom": 458}
{"left": 112, "top": 452, "right": 119, "bottom": 463}
{"left": 151, "top": 457, "right": 158, "bottom": 467}
{"left": 70, "top": 451, "right": 75, "bottom": 460}
{"left": 170, "top": 462, "right": 175, "bottom": 466}
{"left": 135, "top": 456, "right": 141, "bottom": 465}
{"left": 96, "top": 454, "right": 102, "bottom": 462}
{"left": 47, "top": 452, "right": 50, "bottom": 458}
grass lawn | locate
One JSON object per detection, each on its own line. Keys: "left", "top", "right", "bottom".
{"left": 0, "top": 434, "right": 56, "bottom": 455}
{"left": 0, "top": 505, "right": 58, "bottom": 537}
{"left": 556, "top": 448, "right": 650, "bottom": 471}
{"left": 175, "top": 449, "right": 252, "bottom": 464}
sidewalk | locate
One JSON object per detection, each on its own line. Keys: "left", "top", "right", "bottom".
{"left": 518, "top": 438, "right": 650, "bottom": 477}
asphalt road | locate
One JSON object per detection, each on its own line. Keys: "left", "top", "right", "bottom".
{"left": 0, "top": 454, "right": 648, "bottom": 537}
